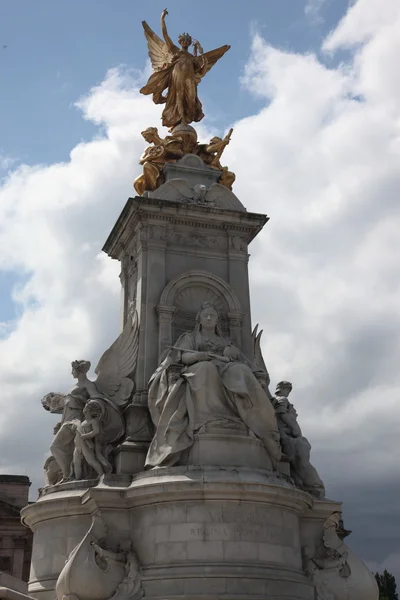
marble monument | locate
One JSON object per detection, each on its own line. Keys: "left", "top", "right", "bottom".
{"left": 20, "top": 9, "right": 378, "bottom": 600}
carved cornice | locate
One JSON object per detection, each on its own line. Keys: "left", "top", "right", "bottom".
{"left": 103, "top": 197, "right": 268, "bottom": 260}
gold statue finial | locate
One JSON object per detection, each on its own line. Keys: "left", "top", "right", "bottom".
{"left": 140, "top": 8, "right": 230, "bottom": 129}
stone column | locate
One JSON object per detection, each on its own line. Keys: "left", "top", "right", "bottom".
{"left": 119, "top": 253, "right": 129, "bottom": 330}
{"left": 227, "top": 311, "right": 244, "bottom": 348}
{"left": 156, "top": 304, "right": 177, "bottom": 360}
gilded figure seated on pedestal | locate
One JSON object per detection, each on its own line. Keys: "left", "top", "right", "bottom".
{"left": 133, "top": 127, "right": 184, "bottom": 196}
{"left": 145, "top": 301, "right": 282, "bottom": 469}
{"left": 195, "top": 128, "right": 236, "bottom": 190}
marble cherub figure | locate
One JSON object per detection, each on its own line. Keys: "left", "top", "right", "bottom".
{"left": 72, "top": 399, "right": 111, "bottom": 480}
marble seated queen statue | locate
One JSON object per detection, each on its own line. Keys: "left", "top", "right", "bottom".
{"left": 146, "top": 302, "right": 282, "bottom": 469}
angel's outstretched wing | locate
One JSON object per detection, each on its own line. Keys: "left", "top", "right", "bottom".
{"left": 94, "top": 310, "right": 139, "bottom": 407}
{"left": 142, "top": 21, "right": 176, "bottom": 71}
{"left": 200, "top": 44, "right": 230, "bottom": 78}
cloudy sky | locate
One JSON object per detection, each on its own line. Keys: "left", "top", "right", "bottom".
{"left": 1, "top": 0, "right": 399, "bottom": 579}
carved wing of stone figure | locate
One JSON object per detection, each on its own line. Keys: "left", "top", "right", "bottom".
{"left": 94, "top": 310, "right": 139, "bottom": 408}
{"left": 252, "top": 325, "right": 269, "bottom": 373}
{"left": 142, "top": 21, "right": 176, "bottom": 71}
{"left": 251, "top": 325, "right": 272, "bottom": 396}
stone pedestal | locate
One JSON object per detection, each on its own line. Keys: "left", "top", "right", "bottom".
{"left": 163, "top": 154, "right": 221, "bottom": 187}
{"left": 180, "top": 431, "right": 274, "bottom": 471}
{"left": 103, "top": 190, "right": 267, "bottom": 457}
{"left": 22, "top": 468, "right": 314, "bottom": 600}
{"left": 113, "top": 441, "right": 148, "bottom": 475}
{"left": 21, "top": 469, "right": 379, "bottom": 600}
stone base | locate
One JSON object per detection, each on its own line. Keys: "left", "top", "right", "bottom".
{"left": 130, "top": 467, "right": 314, "bottom": 599}
{"left": 22, "top": 466, "right": 378, "bottom": 600}
{"left": 163, "top": 154, "right": 221, "bottom": 188}
{"left": 22, "top": 467, "right": 312, "bottom": 600}
{"left": 113, "top": 441, "right": 148, "bottom": 475}
{"left": 180, "top": 432, "right": 273, "bottom": 470}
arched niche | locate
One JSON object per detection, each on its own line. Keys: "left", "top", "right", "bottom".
{"left": 157, "top": 270, "right": 244, "bottom": 358}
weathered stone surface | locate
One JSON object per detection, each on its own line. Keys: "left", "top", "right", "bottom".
{"left": 23, "top": 468, "right": 378, "bottom": 600}
{"left": 181, "top": 432, "right": 273, "bottom": 470}
{"left": 22, "top": 467, "right": 315, "bottom": 599}
{"left": 147, "top": 177, "right": 246, "bottom": 212}
{"left": 163, "top": 154, "right": 221, "bottom": 188}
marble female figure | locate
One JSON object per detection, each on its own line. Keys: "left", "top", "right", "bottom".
{"left": 146, "top": 302, "right": 281, "bottom": 468}
{"left": 49, "top": 360, "right": 93, "bottom": 482}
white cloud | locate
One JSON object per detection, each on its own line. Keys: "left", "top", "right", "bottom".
{"left": 324, "top": 0, "right": 400, "bottom": 50}
{"left": 0, "top": 153, "right": 18, "bottom": 171}
{"left": 0, "top": 0, "right": 400, "bottom": 569}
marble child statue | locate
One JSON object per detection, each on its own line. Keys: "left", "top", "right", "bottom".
{"left": 272, "top": 380, "right": 325, "bottom": 497}
{"left": 146, "top": 301, "right": 282, "bottom": 469}
{"left": 72, "top": 399, "right": 112, "bottom": 480}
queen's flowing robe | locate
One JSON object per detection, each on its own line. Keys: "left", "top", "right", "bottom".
{"left": 145, "top": 330, "right": 280, "bottom": 467}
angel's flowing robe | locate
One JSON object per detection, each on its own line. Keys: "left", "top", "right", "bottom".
{"left": 145, "top": 330, "right": 281, "bottom": 468}
{"left": 140, "top": 51, "right": 206, "bottom": 128}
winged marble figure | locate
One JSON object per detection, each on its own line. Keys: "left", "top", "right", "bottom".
{"left": 140, "top": 8, "right": 230, "bottom": 129}
{"left": 251, "top": 324, "right": 272, "bottom": 398}
{"left": 42, "top": 310, "right": 139, "bottom": 483}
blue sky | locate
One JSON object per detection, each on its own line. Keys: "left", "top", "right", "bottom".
{"left": 1, "top": 0, "right": 400, "bottom": 577}
{"left": 0, "top": 0, "right": 348, "bottom": 326}
{"left": 0, "top": 0, "right": 348, "bottom": 167}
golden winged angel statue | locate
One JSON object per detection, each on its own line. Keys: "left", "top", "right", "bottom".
{"left": 140, "top": 8, "right": 230, "bottom": 129}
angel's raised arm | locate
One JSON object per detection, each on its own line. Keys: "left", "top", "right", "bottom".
{"left": 160, "top": 8, "right": 176, "bottom": 53}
